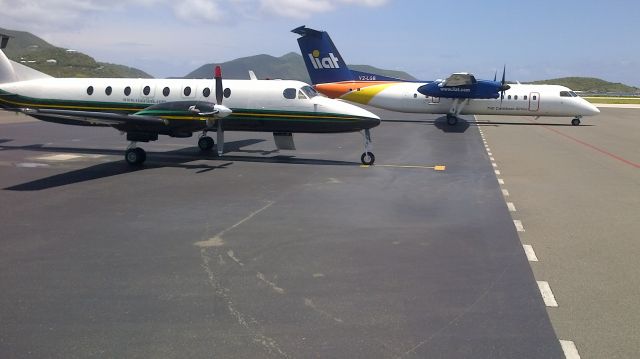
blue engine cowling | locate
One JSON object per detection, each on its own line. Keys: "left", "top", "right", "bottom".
{"left": 417, "top": 79, "right": 504, "bottom": 99}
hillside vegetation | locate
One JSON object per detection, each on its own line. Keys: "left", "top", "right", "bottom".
{"left": 183, "top": 52, "right": 417, "bottom": 82}
{"left": 1, "top": 27, "right": 152, "bottom": 78}
{"left": 529, "top": 77, "right": 639, "bottom": 94}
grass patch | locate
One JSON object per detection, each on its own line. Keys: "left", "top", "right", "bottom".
{"left": 583, "top": 97, "right": 640, "bottom": 104}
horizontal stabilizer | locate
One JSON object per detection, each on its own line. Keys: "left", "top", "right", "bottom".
{"left": 273, "top": 132, "right": 296, "bottom": 150}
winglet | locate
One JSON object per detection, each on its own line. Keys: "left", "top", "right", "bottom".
{"left": 248, "top": 70, "right": 257, "bottom": 80}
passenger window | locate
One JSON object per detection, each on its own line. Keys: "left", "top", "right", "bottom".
{"left": 183, "top": 86, "right": 191, "bottom": 96}
{"left": 105, "top": 86, "right": 112, "bottom": 96}
{"left": 223, "top": 88, "right": 231, "bottom": 98}
{"left": 524, "top": 95, "right": 527, "bottom": 100}
{"left": 508, "top": 95, "right": 512, "bottom": 100}
{"left": 202, "top": 87, "right": 211, "bottom": 97}
{"left": 163, "top": 87, "right": 170, "bottom": 97}
{"left": 143, "top": 86, "right": 151, "bottom": 96}
{"left": 124, "top": 86, "right": 131, "bottom": 96}
{"left": 87, "top": 86, "right": 94, "bottom": 95}
{"left": 283, "top": 88, "right": 296, "bottom": 99}
{"left": 413, "top": 93, "right": 417, "bottom": 98}
{"left": 514, "top": 95, "right": 518, "bottom": 100}
{"left": 533, "top": 95, "right": 537, "bottom": 100}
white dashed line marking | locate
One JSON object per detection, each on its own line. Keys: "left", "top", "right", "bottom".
{"left": 507, "top": 202, "right": 516, "bottom": 212}
{"left": 35, "top": 154, "right": 83, "bottom": 161}
{"left": 513, "top": 220, "right": 525, "bottom": 232}
{"left": 537, "top": 281, "right": 558, "bottom": 307}
{"left": 495, "top": 170, "right": 501, "bottom": 175}
{"left": 487, "top": 152, "right": 492, "bottom": 156}
{"left": 490, "top": 157, "right": 495, "bottom": 161}
{"left": 559, "top": 340, "right": 581, "bottom": 359}
{"left": 16, "top": 162, "right": 50, "bottom": 168}
{"left": 498, "top": 178, "right": 504, "bottom": 184}
{"left": 502, "top": 189, "right": 509, "bottom": 196}
{"left": 523, "top": 245, "right": 539, "bottom": 262}
{"left": 492, "top": 162, "right": 498, "bottom": 168}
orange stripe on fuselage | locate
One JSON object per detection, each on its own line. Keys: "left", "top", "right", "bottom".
{"left": 314, "top": 81, "right": 400, "bottom": 99}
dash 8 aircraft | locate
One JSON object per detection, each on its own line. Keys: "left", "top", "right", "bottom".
{"left": 293, "top": 26, "right": 599, "bottom": 126}
{"left": 0, "top": 34, "right": 380, "bottom": 166}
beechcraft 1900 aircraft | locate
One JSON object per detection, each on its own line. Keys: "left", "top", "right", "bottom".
{"left": 292, "top": 26, "right": 600, "bottom": 126}
{"left": 0, "top": 34, "right": 380, "bottom": 166}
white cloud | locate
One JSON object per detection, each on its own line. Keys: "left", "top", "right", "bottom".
{"left": 172, "top": 0, "right": 223, "bottom": 22}
{"left": 259, "top": 0, "right": 388, "bottom": 19}
{"left": 0, "top": 0, "right": 390, "bottom": 29}
{"left": 260, "top": 0, "right": 333, "bottom": 19}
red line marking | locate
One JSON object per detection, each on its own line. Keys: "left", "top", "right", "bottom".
{"left": 534, "top": 120, "right": 640, "bottom": 169}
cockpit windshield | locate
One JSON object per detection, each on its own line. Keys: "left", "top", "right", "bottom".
{"left": 300, "top": 85, "right": 319, "bottom": 98}
{"left": 560, "top": 91, "right": 578, "bottom": 97}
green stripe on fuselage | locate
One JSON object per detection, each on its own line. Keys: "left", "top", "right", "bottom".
{"left": 0, "top": 90, "right": 366, "bottom": 123}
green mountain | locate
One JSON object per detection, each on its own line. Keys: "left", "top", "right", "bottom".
{"left": 0, "top": 27, "right": 152, "bottom": 78}
{"left": 529, "top": 77, "right": 639, "bottom": 94}
{"left": 183, "top": 52, "right": 417, "bottom": 82}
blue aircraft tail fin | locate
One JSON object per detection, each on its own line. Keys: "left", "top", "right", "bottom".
{"left": 292, "top": 26, "right": 354, "bottom": 84}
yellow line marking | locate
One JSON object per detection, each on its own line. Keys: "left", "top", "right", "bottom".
{"left": 360, "top": 164, "right": 446, "bottom": 171}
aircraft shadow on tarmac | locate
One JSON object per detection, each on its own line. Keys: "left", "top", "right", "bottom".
{"left": 2, "top": 139, "right": 358, "bottom": 191}
{"left": 383, "top": 116, "right": 593, "bottom": 132}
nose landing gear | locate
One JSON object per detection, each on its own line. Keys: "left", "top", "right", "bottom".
{"left": 361, "top": 129, "right": 375, "bottom": 165}
{"left": 571, "top": 117, "right": 581, "bottom": 126}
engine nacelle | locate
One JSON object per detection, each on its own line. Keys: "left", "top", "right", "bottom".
{"left": 417, "top": 79, "right": 507, "bottom": 99}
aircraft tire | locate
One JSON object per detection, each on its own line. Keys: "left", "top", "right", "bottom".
{"left": 125, "top": 148, "right": 146, "bottom": 165}
{"left": 571, "top": 118, "right": 581, "bottom": 126}
{"left": 446, "top": 115, "right": 458, "bottom": 126}
{"left": 198, "top": 136, "right": 215, "bottom": 151}
{"left": 361, "top": 152, "right": 375, "bottom": 166}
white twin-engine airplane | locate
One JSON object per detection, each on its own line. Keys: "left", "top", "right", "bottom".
{"left": 293, "top": 26, "right": 600, "bottom": 126}
{"left": 0, "top": 34, "right": 380, "bottom": 166}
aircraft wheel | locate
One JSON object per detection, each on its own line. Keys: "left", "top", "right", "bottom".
{"left": 361, "top": 152, "right": 375, "bottom": 166}
{"left": 571, "top": 118, "right": 581, "bottom": 126}
{"left": 198, "top": 136, "right": 215, "bottom": 151}
{"left": 125, "top": 148, "right": 146, "bottom": 165}
{"left": 446, "top": 115, "right": 458, "bottom": 126}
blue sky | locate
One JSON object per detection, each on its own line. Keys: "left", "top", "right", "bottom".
{"left": 2, "top": 0, "right": 639, "bottom": 85}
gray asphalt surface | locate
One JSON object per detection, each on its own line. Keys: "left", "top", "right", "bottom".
{"left": 477, "top": 108, "right": 640, "bottom": 359}
{"left": 0, "top": 110, "right": 562, "bottom": 358}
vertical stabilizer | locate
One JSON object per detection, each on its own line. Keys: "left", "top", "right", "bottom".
{"left": 0, "top": 34, "right": 18, "bottom": 83}
{"left": 292, "top": 26, "right": 353, "bottom": 84}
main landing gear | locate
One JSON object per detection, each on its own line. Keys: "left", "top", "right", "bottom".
{"left": 446, "top": 114, "right": 458, "bottom": 126}
{"left": 198, "top": 125, "right": 224, "bottom": 156}
{"left": 198, "top": 134, "right": 215, "bottom": 151}
{"left": 361, "top": 129, "right": 375, "bottom": 165}
{"left": 125, "top": 141, "right": 146, "bottom": 165}
{"left": 446, "top": 98, "right": 468, "bottom": 126}
{"left": 571, "top": 117, "right": 581, "bottom": 126}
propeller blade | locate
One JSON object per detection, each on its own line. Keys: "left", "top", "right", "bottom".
{"left": 493, "top": 70, "right": 497, "bottom": 82}
{"left": 215, "top": 65, "right": 223, "bottom": 106}
{"left": 501, "top": 64, "right": 506, "bottom": 86}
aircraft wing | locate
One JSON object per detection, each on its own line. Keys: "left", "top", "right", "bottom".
{"left": 442, "top": 73, "right": 477, "bottom": 87}
{"left": 21, "top": 108, "right": 169, "bottom": 126}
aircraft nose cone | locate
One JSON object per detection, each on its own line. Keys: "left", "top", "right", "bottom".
{"left": 582, "top": 100, "right": 600, "bottom": 116}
